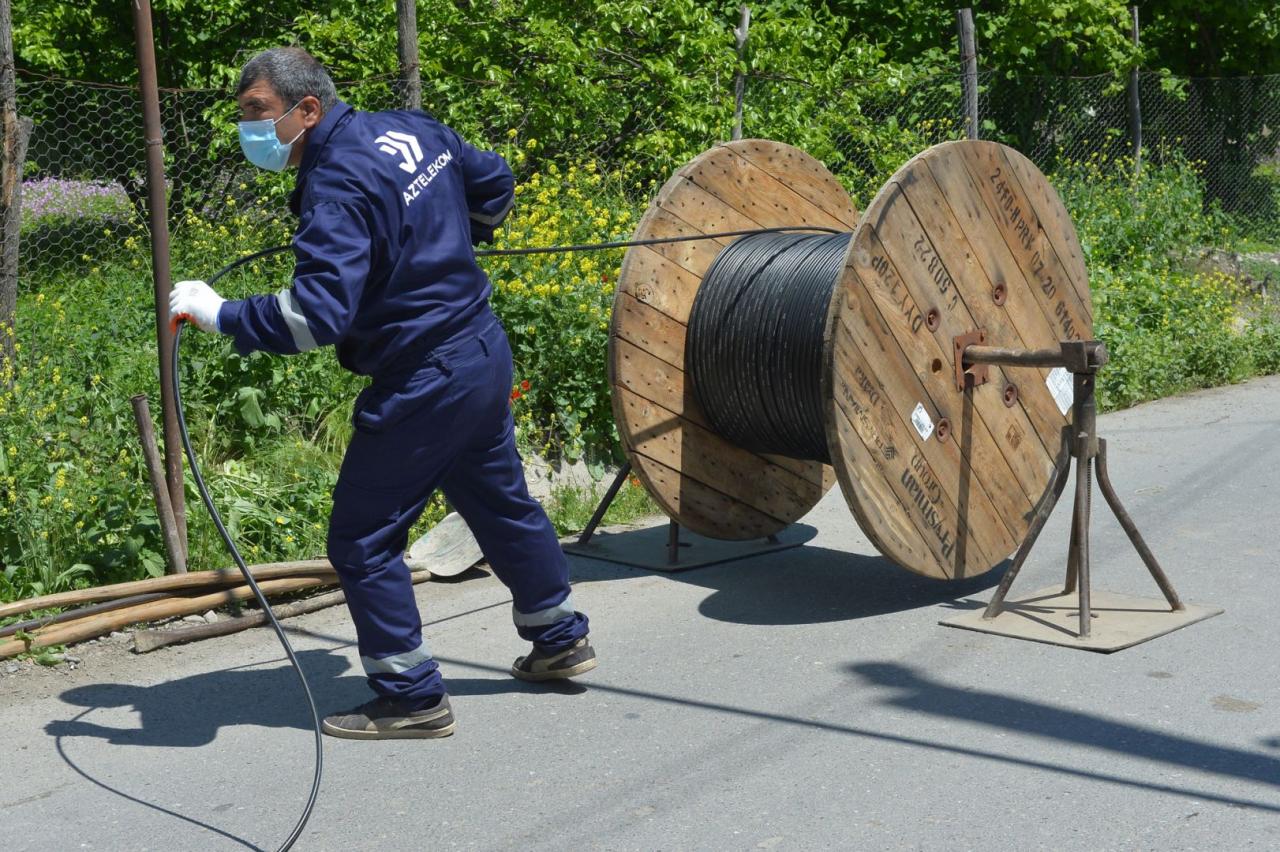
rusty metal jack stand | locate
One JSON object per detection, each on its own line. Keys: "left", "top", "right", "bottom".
{"left": 941, "top": 339, "right": 1222, "bottom": 651}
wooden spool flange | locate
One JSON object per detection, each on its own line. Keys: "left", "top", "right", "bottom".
{"left": 609, "top": 139, "right": 1092, "bottom": 579}
{"left": 827, "top": 140, "right": 1092, "bottom": 579}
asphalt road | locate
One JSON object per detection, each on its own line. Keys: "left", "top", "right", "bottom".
{"left": 3, "top": 377, "right": 1279, "bottom": 851}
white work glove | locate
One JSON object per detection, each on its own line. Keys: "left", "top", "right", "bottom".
{"left": 169, "top": 279, "right": 226, "bottom": 333}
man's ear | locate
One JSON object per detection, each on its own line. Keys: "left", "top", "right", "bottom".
{"left": 299, "top": 95, "right": 324, "bottom": 129}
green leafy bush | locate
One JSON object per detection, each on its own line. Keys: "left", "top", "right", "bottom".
{"left": 1051, "top": 151, "right": 1229, "bottom": 272}
{"left": 1051, "top": 153, "right": 1279, "bottom": 410}
{"left": 2, "top": 155, "right": 644, "bottom": 599}
{"left": 484, "top": 155, "right": 641, "bottom": 462}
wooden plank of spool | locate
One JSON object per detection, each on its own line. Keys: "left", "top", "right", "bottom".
{"left": 613, "top": 335, "right": 823, "bottom": 484}
{"left": 953, "top": 143, "right": 1093, "bottom": 342}
{"left": 836, "top": 226, "right": 1021, "bottom": 567}
{"left": 866, "top": 182, "right": 1051, "bottom": 509}
{"left": 610, "top": 140, "right": 856, "bottom": 540}
{"left": 998, "top": 148, "right": 1093, "bottom": 317}
{"left": 906, "top": 157, "right": 1071, "bottom": 448}
{"left": 829, "top": 320, "right": 999, "bottom": 572}
{"left": 827, "top": 140, "right": 1092, "bottom": 579}
{"left": 615, "top": 386, "right": 828, "bottom": 521}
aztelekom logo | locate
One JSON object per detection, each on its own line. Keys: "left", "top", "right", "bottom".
{"left": 375, "top": 130, "right": 424, "bottom": 174}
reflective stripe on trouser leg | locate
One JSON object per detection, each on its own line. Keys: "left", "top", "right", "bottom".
{"left": 513, "top": 595, "right": 576, "bottom": 628}
{"left": 362, "top": 639, "right": 433, "bottom": 676}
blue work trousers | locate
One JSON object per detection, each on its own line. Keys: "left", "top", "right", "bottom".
{"left": 326, "top": 309, "right": 588, "bottom": 707}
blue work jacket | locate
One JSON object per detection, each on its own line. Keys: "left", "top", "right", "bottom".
{"left": 217, "top": 102, "right": 514, "bottom": 378}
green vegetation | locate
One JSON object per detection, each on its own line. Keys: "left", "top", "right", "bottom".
{"left": 1, "top": 156, "right": 653, "bottom": 602}
{"left": 4, "top": 1, "right": 1279, "bottom": 602}
{"left": 6, "top": 150, "right": 1275, "bottom": 603}
{"left": 1052, "top": 153, "right": 1280, "bottom": 409}
{"left": 543, "top": 476, "right": 661, "bottom": 538}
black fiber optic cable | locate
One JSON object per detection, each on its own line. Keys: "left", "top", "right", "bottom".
{"left": 687, "top": 231, "right": 852, "bottom": 463}
{"left": 168, "top": 227, "right": 840, "bottom": 850}
{"left": 172, "top": 243, "right": 315, "bottom": 852}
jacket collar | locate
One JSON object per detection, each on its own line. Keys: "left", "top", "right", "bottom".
{"left": 289, "top": 101, "right": 354, "bottom": 214}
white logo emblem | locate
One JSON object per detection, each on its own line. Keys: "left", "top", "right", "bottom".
{"left": 375, "top": 130, "right": 424, "bottom": 174}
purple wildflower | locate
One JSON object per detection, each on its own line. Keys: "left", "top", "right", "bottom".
{"left": 20, "top": 178, "right": 131, "bottom": 224}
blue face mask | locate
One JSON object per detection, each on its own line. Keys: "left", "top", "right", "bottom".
{"left": 238, "top": 101, "right": 305, "bottom": 172}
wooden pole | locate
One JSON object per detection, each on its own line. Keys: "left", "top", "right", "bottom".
{"left": 957, "top": 7, "right": 979, "bottom": 141}
{"left": 0, "top": 575, "right": 334, "bottom": 658}
{"left": 130, "top": 0, "right": 186, "bottom": 555}
{"left": 134, "top": 570, "right": 432, "bottom": 653}
{"left": 131, "top": 394, "right": 187, "bottom": 572}
{"left": 0, "top": 559, "right": 334, "bottom": 620}
{"left": 732, "top": 5, "right": 751, "bottom": 141}
{"left": 395, "top": 0, "right": 422, "bottom": 110}
{"left": 0, "top": 593, "right": 168, "bottom": 639}
{"left": 1128, "top": 5, "right": 1142, "bottom": 176}
{"left": 0, "top": 0, "right": 30, "bottom": 381}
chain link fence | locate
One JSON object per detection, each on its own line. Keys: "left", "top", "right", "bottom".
{"left": 7, "top": 67, "right": 1280, "bottom": 286}
{"left": 985, "top": 71, "right": 1280, "bottom": 235}
{"left": 10, "top": 74, "right": 407, "bottom": 288}
{"left": 744, "top": 70, "right": 970, "bottom": 209}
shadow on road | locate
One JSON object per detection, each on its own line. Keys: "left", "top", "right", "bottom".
{"left": 568, "top": 540, "right": 1006, "bottom": 625}
{"left": 849, "top": 661, "right": 1280, "bottom": 792}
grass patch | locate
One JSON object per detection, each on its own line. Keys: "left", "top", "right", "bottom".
{"left": 543, "top": 475, "right": 661, "bottom": 537}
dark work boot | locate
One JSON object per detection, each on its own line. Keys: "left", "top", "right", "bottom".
{"left": 321, "top": 694, "right": 455, "bottom": 740}
{"left": 511, "top": 637, "right": 597, "bottom": 682}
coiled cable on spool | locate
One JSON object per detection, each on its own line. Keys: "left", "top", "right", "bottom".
{"left": 687, "top": 231, "right": 853, "bottom": 463}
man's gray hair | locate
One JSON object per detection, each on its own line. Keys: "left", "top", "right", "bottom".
{"left": 236, "top": 47, "right": 339, "bottom": 113}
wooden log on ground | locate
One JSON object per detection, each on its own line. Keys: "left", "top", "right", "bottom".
{"left": 0, "top": 593, "right": 169, "bottom": 639}
{"left": 0, "top": 575, "right": 334, "bottom": 658}
{"left": 133, "top": 569, "right": 432, "bottom": 653}
{"left": 0, "top": 559, "right": 333, "bottom": 621}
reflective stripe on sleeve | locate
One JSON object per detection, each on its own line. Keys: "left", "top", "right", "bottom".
{"left": 276, "top": 288, "right": 320, "bottom": 352}
{"left": 512, "top": 595, "right": 575, "bottom": 627}
{"left": 469, "top": 193, "right": 515, "bottom": 226}
{"left": 361, "top": 641, "right": 434, "bottom": 675}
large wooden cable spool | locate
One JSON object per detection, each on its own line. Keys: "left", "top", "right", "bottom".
{"left": 608, "top": 139, "right": 1093, "bottom": 580}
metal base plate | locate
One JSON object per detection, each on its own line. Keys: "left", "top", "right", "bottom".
{"left": 564, "top": 522, "right": 817, "bottom": 573}
{"left": 940, "top": 586, "right": 1223, "bottom": 653}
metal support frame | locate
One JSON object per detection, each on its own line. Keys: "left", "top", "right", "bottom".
{"left": 574, "top": 460, "right": 687, "bottom": 565}
{"left": 963, "top": 339, "right": 1184, "bottom": 639}
{"left": 574, "top": 458, "right": 779, "bottom": 566}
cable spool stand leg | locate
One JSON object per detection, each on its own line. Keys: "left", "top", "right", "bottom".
{"left": 576, "top": 461, "right": 633, "bottom": 547}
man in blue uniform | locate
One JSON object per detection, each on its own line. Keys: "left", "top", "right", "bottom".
{"left": 170, "top": 47, "right": 595, "bottom": 740}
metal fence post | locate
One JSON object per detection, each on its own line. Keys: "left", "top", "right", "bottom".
{"left": 1128, "top": 5, "right": 1142, "bottom": 176}
{"left": 732, "top": 5, "right": 751, "bottom": 141}
{"left": 958, "top": 7, "right": 979, "bottom": 140}
{"left": 130, "top": 0, "right": 187, "bottom": 561}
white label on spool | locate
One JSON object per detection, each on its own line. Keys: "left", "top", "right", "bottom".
{"left": 910, "top": 402, "right": 935, "bottom": 441}
{"left": 1046, "top": 367, "right": 1073, "bottom": 415}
